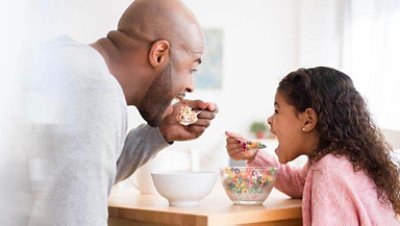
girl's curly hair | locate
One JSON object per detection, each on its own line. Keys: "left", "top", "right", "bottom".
{"left": 278, "top": 66, "right": 400, "bottom": 213}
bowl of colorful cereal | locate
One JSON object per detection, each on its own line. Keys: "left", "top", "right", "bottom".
{"left": 220, "top": 167, "right": 278, "bottom": 205}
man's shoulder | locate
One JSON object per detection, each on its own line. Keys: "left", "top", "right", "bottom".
{"left": 31, "top": 36, "right": 110, "bottom": 81}
{"left": 42, "top": 35, "right": 82, "bottom": 48}
{"left": 33, "top": 36, "right": 89, "bottom": 58}
{"left": 23, "top": 36, "right": 123, "bottom": 103}
{"left": 46, "top": 36, "right": 98, "bottom": 60}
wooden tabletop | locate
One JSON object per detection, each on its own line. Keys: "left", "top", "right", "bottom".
{"left": 108, "top": 183, "right": 302, "bottom": 226}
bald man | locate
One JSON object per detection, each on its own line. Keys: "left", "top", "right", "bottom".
{"left": 26, "top": 0, "right": 217, "bottom": 225}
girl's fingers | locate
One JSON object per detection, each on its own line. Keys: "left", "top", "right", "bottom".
{"left": 230, "top": 150, "right": 247, "bottom": 160}
{"left": 225, "top": 131, "right": 246, "bottom": 142}
{"left": 244, "top": 149, "right": 257, "bottom": 159}
{"left": 226, "top": 143, "right": 242, "bottom": 150}
{"left": 226, "top": 136, "right": 241, "bottom": 145}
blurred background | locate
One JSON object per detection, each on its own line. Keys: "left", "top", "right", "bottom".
{"left": 1, "top": 0, "right": 400, "bottom": 210}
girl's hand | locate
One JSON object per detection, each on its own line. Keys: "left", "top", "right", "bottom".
{"left": 225, "top": 131, "right": 258, "bottom": 162}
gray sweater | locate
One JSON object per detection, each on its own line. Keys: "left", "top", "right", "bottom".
{"left": 25, "top": 36, "right": 169, "bottom": 225}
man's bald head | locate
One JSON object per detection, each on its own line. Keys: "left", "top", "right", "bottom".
{"left": 118, "top": 0, "right": 203, "bottom": 50}
{"left": 91, "top": 0, "right": 204, "bottom": 110}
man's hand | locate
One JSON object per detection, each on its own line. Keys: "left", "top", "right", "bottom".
{"left": 159, "top": 99, "right": 218, "bottom": 143}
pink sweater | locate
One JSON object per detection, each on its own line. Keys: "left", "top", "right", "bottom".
{"left": 249, "top": 151, "right": 400, "bottom": 226}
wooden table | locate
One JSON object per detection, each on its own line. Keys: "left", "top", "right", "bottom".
{"left": 108, "top": 183, "right": 302, "bottom": 226}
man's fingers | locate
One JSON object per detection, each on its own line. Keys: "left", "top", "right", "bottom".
{"left": 182, "top": 99, "right": 204, "bottom": 109}
{"left": 193, "top": 119, "right": 210, "bottom": 128}
{"left": 197, "top": 111, "right": 216, "bottom": 120}
{"left": 202, "top": 102, "right": 218, "bottom": 112}
{"left": 182, "top": 99, "right": 218, "bottom": 113}
{"left": 187, "top": 125, "right": 206, "bottom": 136}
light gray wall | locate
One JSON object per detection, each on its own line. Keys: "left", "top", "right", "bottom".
{"left": 17, "top": 0, "right": 345, "bottom": 169}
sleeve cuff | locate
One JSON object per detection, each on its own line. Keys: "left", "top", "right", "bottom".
{"left": 144, "top": 124, "right": 172, "bottom": 148}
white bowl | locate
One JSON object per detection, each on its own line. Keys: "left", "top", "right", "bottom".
{"left": 151, "top": 171, "right": 217, "bottom": 206}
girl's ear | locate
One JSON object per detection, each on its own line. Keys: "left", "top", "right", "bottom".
{"left": 301, "top": 108, "right": 318, "bottom": 132}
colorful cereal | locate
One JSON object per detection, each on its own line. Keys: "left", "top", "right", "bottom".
{"left": 220, "top": 167, "right": 278, "bottom": 205}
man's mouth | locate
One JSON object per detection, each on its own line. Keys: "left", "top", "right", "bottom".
{"left": 176, "top": 93, "right": 185, "bottom": 101}
{"left": 171, "top": 93, "right": 185, "bottom": 105}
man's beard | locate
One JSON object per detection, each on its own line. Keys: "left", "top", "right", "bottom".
{"left": 138, "top": 64, "right": 174, "bottom": 127}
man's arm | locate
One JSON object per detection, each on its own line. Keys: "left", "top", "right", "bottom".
{"left": 115, "top": 124, "right": 170, "bottom": 183}
{"left": 115, "top": 99, "right": 217, "bottom": 183}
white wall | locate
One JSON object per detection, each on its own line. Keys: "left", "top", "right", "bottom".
{"left": 12, "top": 0, "right": 399, "bottom": 170}
{"left": 23, "top": 0, "right": 303, "bottom": 131}
{"left": 298, "top": 0, "right": 343, "bottom": 68}
{"left": 16, "top": 0, "right": 345, "bottom": 170}
{"left": 124, "top": 0, "right": 305, "bottom": 169}
{"left": 24, "top": 0, "right": 132, "bottom": 46}
{"left": 183, "top": 0, "right": 300, "bottom": 136}
{"left": 341, "top": 0, "right": 400, "bottom": 130}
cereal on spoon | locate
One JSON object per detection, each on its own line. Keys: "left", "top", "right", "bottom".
{"left": 177, "top": 105, "right": 200, "bottom": 126}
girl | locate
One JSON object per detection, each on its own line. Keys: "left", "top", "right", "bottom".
{"left": 226, "top": 67, "right": 400, "bottom": 225}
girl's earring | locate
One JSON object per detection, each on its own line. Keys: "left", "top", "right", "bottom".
{"left": 302, "top": 127, "right": 306, "bottom": 132}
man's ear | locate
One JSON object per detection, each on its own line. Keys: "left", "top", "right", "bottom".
{"left": 301, "top": 108, "right": 318, "bottom": 132}
{"left": 148, "top": 40, "right": 170, "bottom": 68}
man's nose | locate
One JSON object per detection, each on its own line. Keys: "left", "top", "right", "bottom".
{"left": 185, "top": 86, "right": 193, "bottom": 93}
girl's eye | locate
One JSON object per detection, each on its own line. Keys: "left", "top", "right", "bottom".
{"left": 274, "top": 109, "right": 278, "bottom": 114}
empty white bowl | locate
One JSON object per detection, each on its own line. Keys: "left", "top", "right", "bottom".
{"left": 151, "top": 171, "right": 217, "bottom": 206}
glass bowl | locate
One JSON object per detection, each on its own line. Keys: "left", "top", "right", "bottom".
{"left": 220, "top": 166, "right": 278, "bottom": 205}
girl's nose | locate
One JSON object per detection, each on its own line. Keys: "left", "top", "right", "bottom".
{"left": 267, "top": 115, "right": 275, "bottom": 134}
{"left": 267, "top": 115, "right": 273, "bottom": 126}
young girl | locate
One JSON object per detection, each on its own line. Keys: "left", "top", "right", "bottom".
{"left": 226, "top": 67, "right": 400, "bottom": 225}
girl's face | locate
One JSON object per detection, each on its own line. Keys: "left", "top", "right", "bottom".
{"left": 267, "top": 91, "right": 316, "bottom": 163}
